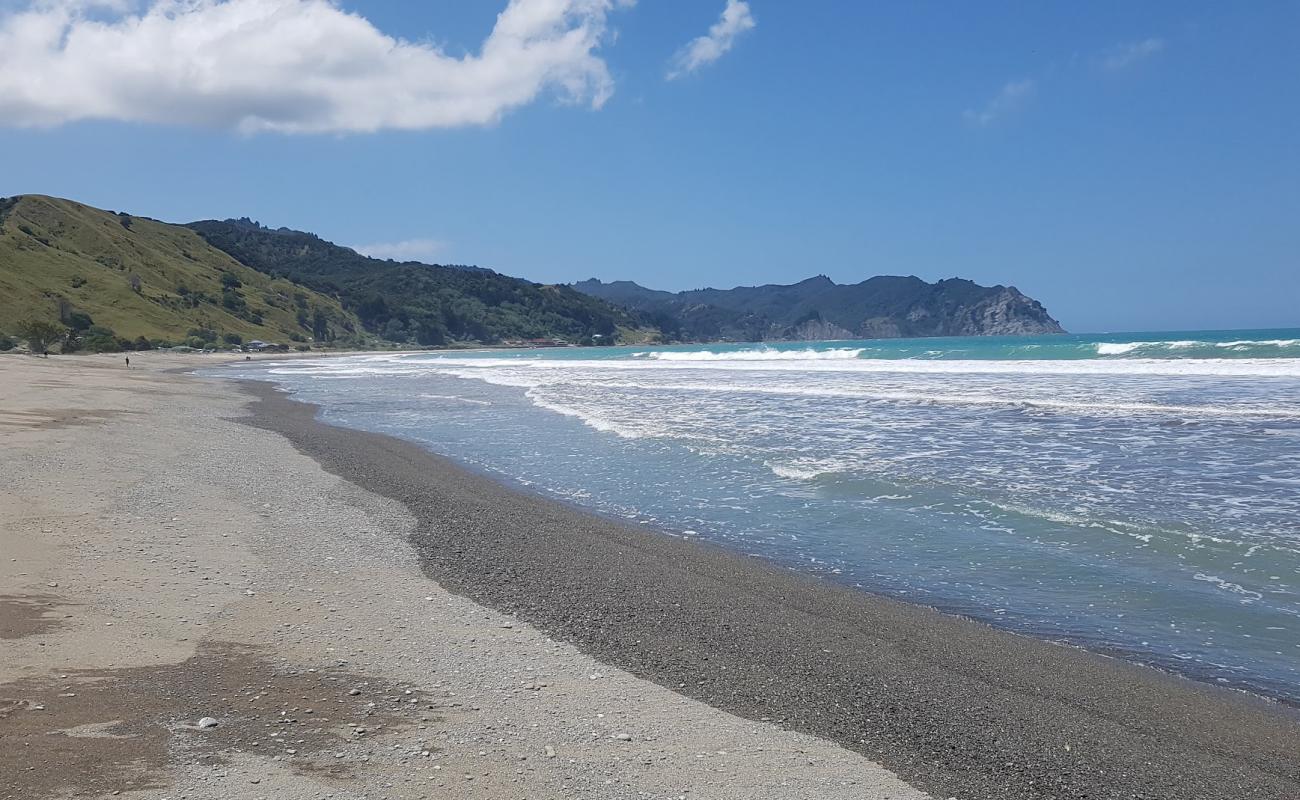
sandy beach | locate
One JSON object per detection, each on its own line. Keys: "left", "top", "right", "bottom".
{"left": 4, "top": 352, "right": 1300, "bottom": 800}
{"left": 0, "top": 352, "right": 928, "bottom": 800}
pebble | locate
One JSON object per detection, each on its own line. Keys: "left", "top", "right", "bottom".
{"left": 611, "top": 732, "right": 633, "bottom": 742}
{"left": 197, "top": 717, "right": 219, "bottom": 728}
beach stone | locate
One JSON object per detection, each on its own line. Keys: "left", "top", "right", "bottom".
{"left": 611, "top": 732, "right": 633, "bottom": 742}
{"left": 197, "top": 717, "right": 219, "bottom": 728}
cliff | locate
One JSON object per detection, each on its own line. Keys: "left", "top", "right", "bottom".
{"left": 573, "top": 275, "right": 1064, "bottom": 341}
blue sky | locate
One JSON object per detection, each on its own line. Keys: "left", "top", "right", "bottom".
{"left": 1, "top": 1, "right": 1296, "bottom": 332}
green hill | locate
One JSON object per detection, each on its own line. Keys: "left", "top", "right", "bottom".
{"left": 0, "top": 195, "right": 362, "bottom": 350}
{"left": 188, "top": 219, "right": 655, "bottom": 346}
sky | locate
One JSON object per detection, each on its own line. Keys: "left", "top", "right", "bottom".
{"left": 1, "top": 1, "right": 1297, "bottom": 333}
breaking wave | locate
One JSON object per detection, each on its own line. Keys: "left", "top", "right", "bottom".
{"left": 635, "top": 347, "right": 866, "bottom": 361}
{"left": 1097, "top": 339, "right": 1300, "bottom": 357}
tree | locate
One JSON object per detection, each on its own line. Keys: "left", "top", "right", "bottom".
{"left": 67, "top": 311, "right": 94, "bottom": 332}
{"left": 311, "top": 307, "right": 330, "bottom": 341}
{"left": 381, "top": 318, "right": 408, "bottom": 342}
{"left": 80, "top": 325, "right": 121, "bottom": 353}
{"left": 14, "top": 319, "right": 66, "bottom": 355}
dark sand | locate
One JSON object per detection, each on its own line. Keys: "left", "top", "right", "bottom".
{"left": 246, "top": 381, "right": 1300, "bottom": 800}
{"left": 0, "top": 641, "right": 430, "bottom": 800}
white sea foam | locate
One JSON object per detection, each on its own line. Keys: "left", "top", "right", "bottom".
{"left": 487, "top": 377, "right": 1300, "bottom": 420}
{"left": 283, "top": 352, "right": 1300, "bottom": 420}
{"left": 420, "top": 354, "right": 1300, "bottom": 378}
{"left": 767, "top": 462, "right": 832, "bottom": 480}
{"left": 418, "top": 394, "right": 492, "bottom": 406}
{"left": 1096, "top": 338, "right": 1300, "bottom": 356}
{"left": 1096, "top": 340, "right": 1200, "bottom": 355}
{"left": 765, "top": 459, "right": 854, "bottom": 480}
{"left": 1096, "top": 342, "right": 1147, "bottom": 355}
{"left": 642, "top": 347, "right": 866, "bottom": 361}
{"left": 1193, "top": 573, "right": 1265, "bottom": 603}
{"left": 1218, "top": 339, "right": 1300, "bottom": 348}
{"left": 524, "top": 390, "right": 654, "bottom": 439}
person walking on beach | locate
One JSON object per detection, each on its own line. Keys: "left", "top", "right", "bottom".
{"left": 125, "top": 356, "right": 130, "bottom": 367}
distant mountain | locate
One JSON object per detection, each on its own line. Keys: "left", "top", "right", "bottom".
{"left": 572, "top": 275, "right": 1065, "bottom": 341}
{"left": 189, "top": 220, "right": 655, "bottom": 346}
{"left": 0, "top": 195, "right": 360, "bottom": 350}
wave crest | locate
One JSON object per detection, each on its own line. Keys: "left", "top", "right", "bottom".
{"left": 1097, "top": 339, "right": 1300, "bottom": 357}
{"left": 642, "top": 347, "right": 865, "bottom": 362}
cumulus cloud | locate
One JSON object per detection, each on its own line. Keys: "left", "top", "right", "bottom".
{"left": 1099, "top": 37, "right": 1166, "bottom": 72}
{"left": 963, "top": 79, "right": 1036, "bottom": 127}
{"left": 0, "top": 0, "right": 632, "bottom": 133}
{"left": 352, "top": 238, "right": 446, "bottom": 263}
{"left": 666, "top": 0, "right": 754, "bottom": 80}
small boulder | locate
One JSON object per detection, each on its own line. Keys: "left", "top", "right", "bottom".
{"left": 197, "top": 717, "right": 219, "bottom": 729}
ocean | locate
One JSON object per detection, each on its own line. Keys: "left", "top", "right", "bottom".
{"left": 214, "top": 329, "right": 1300, "bottom": 703}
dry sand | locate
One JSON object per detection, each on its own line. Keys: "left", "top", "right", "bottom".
{"left": 0, "top": 352, "right": 930, "bottom": 800}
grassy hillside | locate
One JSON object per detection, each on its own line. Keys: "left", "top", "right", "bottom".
{"left": 0, "top": 195, "right": 362, "bottom": 349}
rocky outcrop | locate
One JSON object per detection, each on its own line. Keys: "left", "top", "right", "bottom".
{"left": 574, "top": 276, "right": 1064, "bottom": 341}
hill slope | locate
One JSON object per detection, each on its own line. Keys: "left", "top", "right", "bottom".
{"left": 188, "top": 219, "right": 652, "bottom": 346}
{"left": 0, "top": 196, "right": 361, "bottom": 348}
{"left": 573, "top": 275, "right": 1065, "bottom": 341}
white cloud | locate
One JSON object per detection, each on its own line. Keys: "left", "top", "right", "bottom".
{"left": 352, "top": 238, "right": 446, "bottom": 262}
{"left": 666, "top": 0, "right": 754, "bottom": 80}
{"left": 1100, "top": 37, "right": 1166, "bottom": 72}
{"left": 963, "top": 79, "right": 1036, "bottom": 127}
{"left": 0, "top": 0, "right": 632, "bottom": 133}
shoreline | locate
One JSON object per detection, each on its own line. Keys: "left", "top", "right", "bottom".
{"left": 242, "top": 378, "right": 1300, "bottom": 800}
{"left": 241, "top": 371, "right": 1293, "bottom": 709}
{"left": 2, "top": 353, "right": 931, "bottom": 800}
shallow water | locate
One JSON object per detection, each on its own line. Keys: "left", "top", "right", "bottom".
{"left": 213, "top": 329, "right": 1300, "bottom": 702}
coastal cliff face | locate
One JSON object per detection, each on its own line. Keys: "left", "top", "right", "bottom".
{"left": 573, "top": 275, "right": 1065, "bottom": 341}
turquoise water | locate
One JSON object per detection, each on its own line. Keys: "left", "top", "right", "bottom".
{"left": 442, "top": 328, "right": 1300, "bottom": 362}
{"left": 215, "top": 328, "right": 1300, "bottom": 702}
